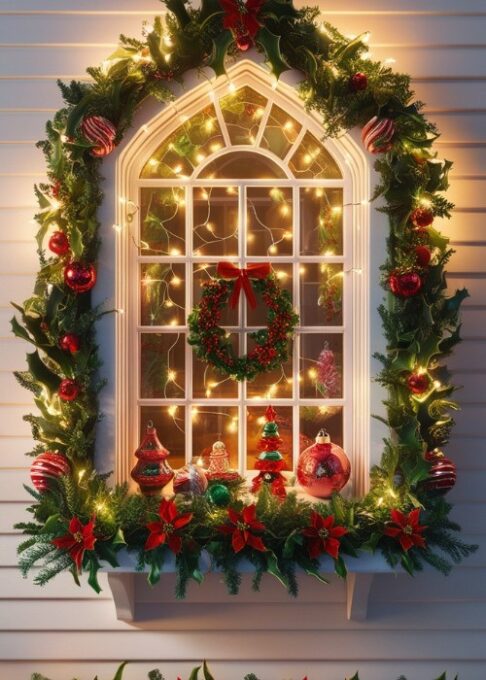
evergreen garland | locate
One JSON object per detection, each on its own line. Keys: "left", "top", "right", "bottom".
{"left": 13, "top": 0, "right": 477, "bottom": 595}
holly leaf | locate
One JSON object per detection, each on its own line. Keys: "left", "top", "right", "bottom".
{"left": 266, "top": 551, "right": 289, "bottom": 589}
{"left": 203, "top": 660, "right": 216, "bottom": 680}
{"left": 445, "top": 288, "right": 469, "bottom": 314}
{"left": 65, "top": 96, "right": 94, "bottom": 138}
{"left": 87, "top": 553, "right": 102, "bottom": 593}
{"left": 10, "top": 316, "right": 33, "bottom": 344}
{"left": 427, "top": 226, "right": 449, "bottom": 251}
{"left": 188, "top": 665, "right": 202, "bottom": 680}
{"left": 334, "top": 555, "right": 347, "bottom": 578}
{"left": 208, "top": 30, "right": 233, "bottom": 77}
{"left": 256, "top": 26, "right": 290, "bottom": 78}
{"left": 111, "top": 662, "right": 129, "bottom": 680}
{"left": 69, "top": 225, "right": 84, "bottom": 259}
{"left": 26, "top": 351, "right": 61, "bottom": 394}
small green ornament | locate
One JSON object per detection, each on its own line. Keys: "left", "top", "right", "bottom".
{"left": 207, "top": 483, "right": 231, "bottom": 507}
{"left": 263, "top": 422, "right": 278, "bottom": 436}
{"left": 258, "top": 450, "right": 283, "bottom": 461}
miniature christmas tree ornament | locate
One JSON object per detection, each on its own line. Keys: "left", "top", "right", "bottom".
{"left": 251, "top": 405, "right": 287, "bottom": 498}
{"left": 130, "top": 421, "right": 174, "bottom": 496}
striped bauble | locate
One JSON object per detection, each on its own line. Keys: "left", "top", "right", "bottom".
{"left": 80, "top": 115, "right": 117, "bottom": 157}
{"left": 424, "top": 450, "right": 457, "bottom": 495}
{"left": 30, "top": 452, "right": 70, "bottom": 492}
{"left": 361, "top": 115, "right": 395, "bottom": 154}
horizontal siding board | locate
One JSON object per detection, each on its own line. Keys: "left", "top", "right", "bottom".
{"left": 0, "top": 174, "right": 45, "bottom": 206}
{"left": 447, "top": 245, "right": 486, "bottom": 273}
{"left": 0, "top": 241, "right": 38, "bottom": 273}
{"left": 0, "top": 338, "right": 31, "bottom": 370}
{"left": 443, "top": 215, "right": 486, "bottom": 243}
{"left": 0, "top": 208, "right": 38, "bottom": 241}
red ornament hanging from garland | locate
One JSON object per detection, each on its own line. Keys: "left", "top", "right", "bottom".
{"left": 220, "top": 0, "right": 264, "bottom": 51}
{"left": 407, "top": 371, "right": 431, "bottom": 395}
{"left": 415, "top": 245, "right": 432, "bottom": 267}
{"left": 424, "top": 449, "right": 457, "bottom": 494}
{"left": 64, "top": 262, "right": 97, "bottom": 293}
{"left": 59, "top": 333, "right": 81, "bottom": 353}
{"left": 30, "top": 452, "right": 70, "bottom": 492}
{"left": 80, "top": 115, "right": 117, "bottom": 157}
{"left": 361, "top": 116, "right": 395, "bottom": 154}
{"left": 48, "top": 231, "right": 70, "bottom": 257}
{"left": 411, "top": 207, "right": 434, "bottom": 229}
{"left": 349, "top": 72, "right": 368, "bottom": 92}
{"left": 58, "top": 378, "right": 80, "bottom": 402}
{"left": 388, "top": 270, "right": 422, "bottom": 298}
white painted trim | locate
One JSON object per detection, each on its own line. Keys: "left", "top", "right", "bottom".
{"left": 116, "top": 59, "right": 371, "bottom": 496}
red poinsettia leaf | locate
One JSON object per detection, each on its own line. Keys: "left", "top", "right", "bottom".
{"left": 145, "top": 531, "right": 167, "bottom": 551}
{"left": 228, "top": 507, "right": 241, "bottom": 526}
{"left": 219, "top": 523, "right": 234, "bottom": 535}
{"left": 168, "top": 534, "right": 182, "bottom": 554}
{"left": 383, "top": 525, "right": 401, "bottom": 538}
{"left": 399, "top": 534, "right": 414, "bottom": 552}
{"left": 330, "top": 525, "right": 348, "bottom": 539}
{"left": 324, "top": 537, "right": 341, "bottom": 560}
{"left": 390, "top": 508, "right": 406, "bottom": 526}
{"left": 68, "top": 516, "right": 83, "bottom": 534}
{"left": 172, "top": 512, "right": 193, "bottom": 530}
{"left": 322, "top": 514, "right": 335, "bottom": 530}
{"left": 247, "top": 533, "right": 266, "bottom": 552}
{"left": 160, "top": 499, "right": 178, "bottom": 524}
{"left": 243, "top": 13, "right": 261, "bottom": 37}
{"left": 412, "top": 534, "right": 426, "bottom": 549}
{"left": 242, "top": 504, "right": 257, "bottom": 524}
{"left": 250, "top": 519, "right": 265, "bottom": 532}
{"left": 408, "top": 508, "right": 421, "bottom": 528}
{"left": 70, "top": 543, "right": 85, "bottom": 571}
{"left": 147, "top": 521, "right": 164, "bottom": 534}
{"left": 310, "top": 510, "right": 324, "bottom": 529}
{"left": 232, "top": 529, "right": 246, "bottom": 553}
{"left": 302, "top": 526, "right": 318, "bottom": 538}
{"left": 307, "top": 537, "right": 322, "bottom": 559}
{"left": 52, "top": 534, "right": 76, "bottom": 551}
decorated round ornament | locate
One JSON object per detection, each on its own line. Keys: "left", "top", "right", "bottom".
{"left": 361, "top": 116, "right": 395, "bottom": 154}
{"left": 59, "top": 333, "right": 81, "bottom": 353}
{"left": 415, "top": 245, "right": 432, "bottom": 267}
{"left": 173, "top": 464, "right": 208, "bottom": 495}
{"left": 30, "top": 452, "right": 70, "bottom": 492}
{"left": 48, "top": 231, "right": 70, "bottom": 256}
{"left": 407, "top": 371, "right": 431, "bottom": 395}
{"left": 80, "top": 115, "right": 117, "bottom": 157}
{"left": 58, "top": 378, "right": 80, "bottom": 402}
{"left": 64, "top": 262, "right": 97, "bottom": 293}
{"left": 207, "top": 483, "right": 231, "bottom": 507}
{"left": 411, "top": 207, "right": 434, "bottom": 229}
{"left": 389, "top": 270, "right": 422, "bottom": 298}
{"left": 297, "top": 429, "right": 350, "bottom": 498}
{"left": 349, "top": 72, "right": 368, "bottom": 92}
{"left": 424, "top": 449, "right": 457, "bottom": 494}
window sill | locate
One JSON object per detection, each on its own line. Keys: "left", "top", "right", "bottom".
{"left": 103, "top": 549, "right": 395, "bottom": 623}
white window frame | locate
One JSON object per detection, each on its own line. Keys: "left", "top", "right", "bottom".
{"left": 115, "top": 60, "right": 371, "bottom": 497}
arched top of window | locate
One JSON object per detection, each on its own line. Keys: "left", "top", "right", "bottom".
{"left": 139, "top": 85, "right": 342, "bottom": 181}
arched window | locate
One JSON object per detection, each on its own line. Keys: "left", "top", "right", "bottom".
{"left": 115, "top": 62, "right": 370, "bottom": 496}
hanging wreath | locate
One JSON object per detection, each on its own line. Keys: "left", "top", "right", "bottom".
{"left": 12, "top": 0, "right": 477, "bottom": 596}
{"left": 188, "top": 262, "right": 298, "bottom": 381}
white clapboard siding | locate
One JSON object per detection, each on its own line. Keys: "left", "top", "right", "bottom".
{"left": 1, "top": 3, "right": 486, "bottom": 679}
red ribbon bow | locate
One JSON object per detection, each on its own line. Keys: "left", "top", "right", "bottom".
{"left": 217, "top": 261, "right": 271, "bottom": 309}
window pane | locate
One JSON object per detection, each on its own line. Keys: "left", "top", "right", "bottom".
{"left": 193, "top": 333, "right": 239, "bottom": 399}
{"left": 193, "top": 263, "right": 239, "bottom": 327}
{"left": 300, "top": 187, "right": 343, "bottom": 256}
{"left": 245, "top": 336, "right": 293, "bottom": 399}
{"left": 199, "top": 151, "right": 286, "bottom": 180}
{"left": 139, "top": 104, "right": 224, "bottom": 178}
{"left": 219, "top": 86, "right": 267, "bottom": 146}
{"left": 140, "top": 333, "right": 185, "bottom": 399}
{"left": 247, "top": 187, "right": 293, "bottom": 256}
{"left": 260, "top": 104, "right": 301, "bottom": 158}
{"left": 140, "top": 263, "right": 185, "bottom": 326}
{"left": 299, "top": 405, "right": 344, "bottom": 451}
{"left": 289, "top": 131, "right": 342, "bottom": 179}
{"left": 192, "top": 405, "right": 238, "bottom": 468}
{"left": 300, "top": 333, "right": 343, "bottom": 399}
{"left": 139, "top": 405, "right": 186, "bottom": 469}
{"left": 193, "top": 186, "right": 238, "bottom": 257}
{"left": 300, "top": 263, "right": 343, "bottom": 327}
{"left": 246, "top": 405, "right": 293, "bottom": 471}
{"left": 140, "top": 188, "right": 185, "bottom": 256}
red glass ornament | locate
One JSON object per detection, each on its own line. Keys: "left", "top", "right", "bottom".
{"left": 424, "top": 449, "right": 456, "bottom": 494}
{"left": 235, "top": 30, "right": 252, "bottom": 51}
{"left": 389, "top": 271, "right": 422, "bottom": 298}
{"left": 30, "top": 452, "right": 70, "bottom": 492}
{"left": 415, "top": 245, "right": 432, "bottom": 267}
{"left": 51, "top": 181, "right": 61, "bottom": 198}
{"left": 58, "top": 378, "right": 80, "bottom": 402}
{"left": 411, "top": 207, "right": 434, "bottom": 229}
{"left": 297, "top": 430, "right": 351, "bottom": 498}
{"left": 64, "top": 261, "right": 97, "bottom": 293}
{"left": 407, "top": 371, "right": 431, "bottom": 395}
{"left": 48, "top": 231, "right": 70, "bottom": 256}
{"left": 362, "top": 116, "right": 395, "bottom": 154}
{"left": 130, "top": 421, "right": 174, "bottom": 496}
{"left": 59, "top": 333, "right": 81, "bottom": 353}
{"left": 349, "top": 72, "right": 368, "bottom": 92}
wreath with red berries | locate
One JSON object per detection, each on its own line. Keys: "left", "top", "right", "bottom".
{"left": 188, "top": 263, "right": 298, "bottom": 381}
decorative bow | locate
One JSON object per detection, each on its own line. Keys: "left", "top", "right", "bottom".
{"left": 216, "top": 261, "right": 271, "bottom": 309}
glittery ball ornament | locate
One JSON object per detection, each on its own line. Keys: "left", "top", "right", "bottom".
{"left": 349, "top": 72, "right": 368, "bottom": 92}
{"left": 411, "top": 207, "right": 434, "bottom": 229}
{"left": 389, "top": 271, "right": 422, "bottom": 298}
{"left": 361, "top": 116, "right": 395, "bottom": 154}
{"left": 80, "top": 115, "right": 117, "bottom": 157}
{"left": 173, "top": 463, "right": 208, "bottom": 495}
{"left": 58, "top": 378, "right": 80, "bottom": 402}
{"left": 48, "top": 231, "right": 70, "bottom": 256}
{"left": 407, "top": 371, "right": 431, "bottom": 395}
{"left": 59, "top": 333, "right": 81, "bottom": 353}
{"left": 207, "top": 483, "right": 231, "bottom": 507}
{"left": 297, "top": 429, "right": 350, "bottom": 498}
{"left": 424, "top": 449, "right": 457, "bottom": 495}
{"left": 30, "top": 452, "right": 70, "bottom": 492}
{"left": 64, "top": 262, "right": 97, "bottom": 293}
{"left": 130, "top": 421, "right": 174, "bottom": 496}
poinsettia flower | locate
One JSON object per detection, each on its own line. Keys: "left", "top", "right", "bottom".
{"left": 219, "top": 504, "right": 267, "bottom": 553}
{"left": 302, "top": 511, "right": 348, "bottom": 560}
{"left": 52, "top": 516, "right": 96, "bottom": 571}
{"left": 384, "top": 508, "right": 427, "bottom": 552}
{"left": 220, "top": 0, "right": 264, "bottom": 39}
{"left": 145, "top": 498, "right": 193, "bottom": 554}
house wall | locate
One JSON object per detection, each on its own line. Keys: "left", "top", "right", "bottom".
{"left": 0, "top": 1, "right": 485, "bottom": 679}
